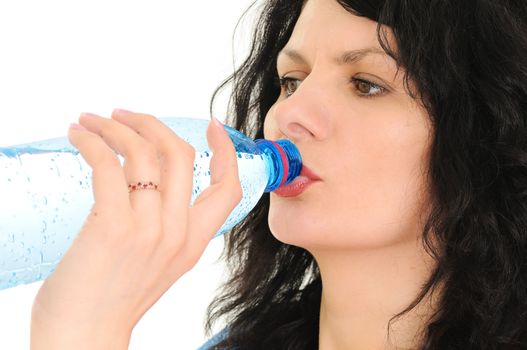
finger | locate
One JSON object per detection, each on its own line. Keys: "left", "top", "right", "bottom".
{"left": 67, "top": 124, "right": 130, "bottom": 212}
{"left": 110, "top": 110, "right": 196, "bottom": 235}
{"left": 78, "top": 113, "right": 161, "bottom": 219}
{"left": 186, "top": 118, "right": 242, "bottom": 252}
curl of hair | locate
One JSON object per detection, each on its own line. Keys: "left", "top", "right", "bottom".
{"left": 206, "top": 0, "right": 527, "bottom": 349}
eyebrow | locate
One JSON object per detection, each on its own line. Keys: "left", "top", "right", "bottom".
{"left": 278, "top": 47, "right": 391, "bottom": 66}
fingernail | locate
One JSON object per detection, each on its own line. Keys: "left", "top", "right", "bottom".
{"left": 80, "top": 112, "right": 98, "bottom": 118}
{"left": 213, "top": 116, "right": 224, "bottom": 128}
{"left": 113, "top": 108, "right": 133, "bottom": 115}
{"left": 69, "top": 123, "right": 87, "bottom": 131}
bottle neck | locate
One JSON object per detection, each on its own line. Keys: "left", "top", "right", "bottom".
{"left": 254, "top": 139, "right": 302, "bottom": 192}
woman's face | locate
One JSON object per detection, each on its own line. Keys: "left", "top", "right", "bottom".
{"left": 264, "top": 0, "right": 433, "bottom": 250}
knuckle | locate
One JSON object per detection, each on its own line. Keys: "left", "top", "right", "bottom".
{"left": 160, "top": 131, "right": 195, "bottom": 164}
{"left": 162, "top": 238, "right": 184, "bottom": 258}
{"left": 180, "top": 250, "right": 200, "bottom": 272}
{"left": 165, "top": 245, "right": 185, "bottom": 265}
{"left": 134, "top": 221, "right": 162, "bottom": 246}
{"left": 227, "top": 159, "right": 240, "bottom": 176}
{"left": 137, "top": 114, "right": 158, "bottom": 129}
{"left": 143, "top": 114, "right": 158, "bottom": 123}
{"left": 159, "top": 226, "right": 186, "bottom": 252}
{"left": 134, "top": 139, "right": 156, "bottom": 154}
{"left": 182, "top": 144, "right": 196, "bottom": 161}
{"left": 111, "top": 222, "right": 135, "bottom": 243}
{"left": 141, "top": 232, "right": 162, "bottom": 250}
{"left": 95, "top": 151, "right": 121, "bottom": 168}
{"left": 236, "top": 187, "right": 243, "bottom": 203}
{"left": 170, "top": 142, "right": 195, "bottom": 163}
{"left": 230, "top": 181, "right": 243, "bottom": 204}
{"left": 133, "top": 142, "right": 159, "bottom": 165}
{"left": 85, "top": 212, "right": 134, "bottom": 246}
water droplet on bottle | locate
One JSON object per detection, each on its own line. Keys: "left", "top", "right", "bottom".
{"left": 0, "top": 118, "right": 283, "bottom": 290}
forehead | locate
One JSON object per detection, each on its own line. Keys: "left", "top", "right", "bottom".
{"left": 286, "top": 0, "right": 390, "bottom": 58}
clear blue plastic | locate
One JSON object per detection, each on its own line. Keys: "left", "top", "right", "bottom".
{"left": 0, "top": 117, "right": 302, "bottom": 290}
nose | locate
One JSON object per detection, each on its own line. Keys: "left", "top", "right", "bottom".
{"left": 269, "top": 79, "right": 330, "bottom": 144}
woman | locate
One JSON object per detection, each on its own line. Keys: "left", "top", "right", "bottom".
{"left": 31, "top": 0, "right": 527, "bottom": 349}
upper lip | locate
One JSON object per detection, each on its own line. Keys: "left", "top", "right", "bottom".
{"left": 300, "top": 164, "right": 322, "bottom": 181}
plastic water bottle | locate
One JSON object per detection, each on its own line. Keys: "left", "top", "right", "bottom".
{"left": 0, "top": 117, "right": 302, "bottom": 290}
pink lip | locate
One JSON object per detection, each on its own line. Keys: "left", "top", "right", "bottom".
{"left": 273, "top": 165, "right": 322, "bottom": 197}
{"left": 299, "top": 165, "right": 322, "bottom": 181}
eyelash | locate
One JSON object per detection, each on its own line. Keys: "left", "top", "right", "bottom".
{"left": 350, "top": 78, "right": 387, "bottom": 99}
{"left": 277, "top": 77, "right": 299, "bottom": 98}
{"left": 277, "top": 76, "right": 387, "bottom": 99}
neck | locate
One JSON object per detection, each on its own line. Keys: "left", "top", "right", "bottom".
{"left": 313, "top": 239, "right": 437, "bottom": 350}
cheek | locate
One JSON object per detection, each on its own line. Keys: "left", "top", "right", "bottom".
{"left": 268, "top": 128, "right": 432, "bottom": 250}
{"left": 267, "top": 98, "right": 433, "bottom": 249}
{"left": 268, "top": 194, "right": 330, "bottom": 245}
{"left": 268, "top": 173, "right": 429, "bottom": 250}
{"left": 336, "top": 166, "right": 430, "bottom": 247}
{"left": 262, "top": 104, "right": 278, "bottom": 139}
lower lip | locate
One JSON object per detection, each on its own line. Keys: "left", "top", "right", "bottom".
{"left": 272, "top": 176, "right": 320, "bottom": 197}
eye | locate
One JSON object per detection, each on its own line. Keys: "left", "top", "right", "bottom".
{"left": 351, "top": 78, "right": 387, "bottom": 98}
{"left": 278, "top": 76, "right": 302, "bottom": 97}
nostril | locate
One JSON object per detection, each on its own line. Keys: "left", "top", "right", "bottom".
{"left": 278, "top": 128, "right": 292, "bottom": 142}
{"left": 287, "top": 122, "right": 313, "bottom": 139}
{"left": 289, "top": 123, "right": 305, "bottom": 133}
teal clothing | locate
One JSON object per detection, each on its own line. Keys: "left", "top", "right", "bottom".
{"left": 196, "top": 329, "right": 228, "bottom": 350}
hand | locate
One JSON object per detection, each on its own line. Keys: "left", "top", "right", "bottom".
{"left": 30, "top": 110, "right": 242, "bottom": 349}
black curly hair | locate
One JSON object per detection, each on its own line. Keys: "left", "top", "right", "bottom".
{"left": 205, "top": 0, "right": 527, "bottom": 348}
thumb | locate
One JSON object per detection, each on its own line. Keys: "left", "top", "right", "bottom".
{"left": 192, "top": 117, "right": 240, "bottom": 207}
{"left": 207, "top": 117, "right": 238, "bottom": 186}
{"left": 186, "top": 118, "right": 242, "bottom": 244}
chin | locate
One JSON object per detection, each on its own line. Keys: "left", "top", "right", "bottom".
{"left": 268, "top": 191, "right": 422, "bottom": 252}
{"left": 268, "top": 195, "right": 322, "bottom": 246}
{"left": 267, "top": 198, "right": 357, "bottom": 249}
{"left": 268, "top": 195, "right": 423, "bottom": 251}
{"left": 268, "top": 215, "right": 317, "bottom": 247}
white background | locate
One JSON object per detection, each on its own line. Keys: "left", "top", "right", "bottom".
{"left": 0, "top": 0, "right": 257, "bottom": 348}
